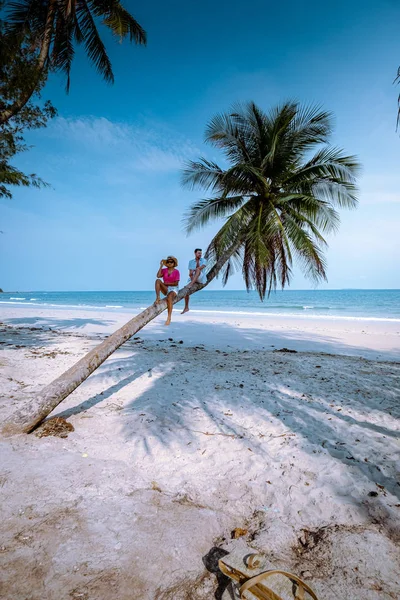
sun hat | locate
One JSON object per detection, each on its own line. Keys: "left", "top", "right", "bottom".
{"left": 162, "top": 255, "right": 178, "bottom": 267}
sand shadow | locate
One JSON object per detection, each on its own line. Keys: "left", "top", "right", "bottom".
{"left": 4, "top": 316, "right": 114, "bottom": 330}
{"left": 202, "top": 547, "right": 231, "bottom": 600}
{"left": 11, "top": 317, "right": 398, "bottom": 513}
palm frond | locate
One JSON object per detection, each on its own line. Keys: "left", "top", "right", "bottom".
{"left": 205, "top": 111, "right": 256, "bottom": 164}
{"left": 6, "top": 0, "right": 45, "bottom": 35}
{"left": 98, "top": 1, "right": 147, "bottom": 44}
{"left": 240, "top": 102, "right": 268, "bottom": 167}
{"left": 263, "top": 204, "right": 293, "bottom": 292}
{"left": 290, "top": 103, "right": 332, "bottom": 145}
{"left": 181, "top": 158, "right": 224, "bottom": 191}
{"left": 51, "top": 9, "right": 75, "bottom": 91}
{"left": 76, "top": 1, "right": 114, "bottom": 83}
{"left": 219, "top": 247, "right": 243, "bottom": 286}
{"left": 311, "top": 179, "right": 358, "bottom": 209}
{"left": 279, "top": 194, "right": 340, "bottom": 233}
{"left": 182, "top": 157, "right": 269, "bottom": 197}
{"left": 285, "top": 146, "right": 360, "bottom": 208}
{"left": 284, "top": 215, "right": 327, "bottom": 282}
{"left": 184, "top": 195, "right": 245, "bottom": 234}
{"left": 221, "top": 163, "right": 268, "bottom": 195}
{"left": 260, "top": 101, "right": 298, "bottom": 170}
{"left": 72, "top": 10, "right": 84, "bottom": 44}
{"left": 205, "top": 205, "right": 252, "bottom": 263}
{"left": 289, "top": 145, "right": 360, "bottom": 180}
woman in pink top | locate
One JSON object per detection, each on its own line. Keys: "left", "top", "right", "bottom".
{"left": 155, "top": 255, "right": 180, "bottom": 326}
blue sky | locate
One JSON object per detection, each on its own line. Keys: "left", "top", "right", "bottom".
{"left": 1, "top": 0, "right": 400, "bottom": 291}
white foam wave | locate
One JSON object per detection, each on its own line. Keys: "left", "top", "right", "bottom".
{"left": 0, "top": 301, "right": 399, "bottom": 323}
{"left": 10, "top": 297, "right": 26, "bottom": 300}
{"left": 0, "top": 301, "right": 105, "bottom": 309}
{"left": 187, "top": 308, "right": 400, "bottom": 322}
{"left": 105, "top": 305, "right": 123, "bottom": 308}
{"left": 30, "top": 298, "right": 37, "bottom": 301}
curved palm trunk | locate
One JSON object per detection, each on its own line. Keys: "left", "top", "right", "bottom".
{"left": 2, "top": 245, "right": 238, "bottom": 435}
{"left": 0, "top": 2, "right": 55, "bottom": 126}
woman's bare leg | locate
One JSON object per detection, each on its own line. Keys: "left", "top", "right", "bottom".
{"left": 155, "top": 279, "right": 168, "bottom": 303}
{"left": 165, "top": 291, "right": 176, "bottom": 325}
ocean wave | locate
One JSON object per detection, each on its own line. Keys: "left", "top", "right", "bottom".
{"left": 0, "top": 300, "right": 107, "bottom": 309}
{"left": 187, "top": 308, "right": 400, "bottom": 322}
{"left": 0, "top": 301, "right": 48, "bottom": 306}
{"left": 9, "top": 297, "right": 26, "bottom": 300}
{"left": 30, "top": 298, "right": 37, "bottom": 301}
{"left": 267, "top": 304, "right": 340, "bottom": 311}
{"left": 1, "top": 300, "right": 399, "bottom": 323}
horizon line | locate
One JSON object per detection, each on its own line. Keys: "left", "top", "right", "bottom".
{"left": 2, "top": 288, "right": 400, "bottom": 293}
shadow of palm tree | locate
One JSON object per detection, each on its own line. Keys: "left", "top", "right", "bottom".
{"left": 35, "top": 319, "right": 399, "bottom": 508}
{"left": 4, "top": 316, "right": 114, "bottom": 330}
{"left": 53, "top": 366, "right": 151, "bottom": 418}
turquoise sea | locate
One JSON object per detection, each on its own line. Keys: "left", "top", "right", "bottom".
{"left": 1, "top": 290, "right": 400, "bottom": 322}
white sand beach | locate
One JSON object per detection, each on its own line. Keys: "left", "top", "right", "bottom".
{"left": 0, "top": 305, "right": 399, "bottom": 599}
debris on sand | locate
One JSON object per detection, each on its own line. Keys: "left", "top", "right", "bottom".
{"left": 231, "top": 527, "right": 248, "bottom": 539}
{"left": 273, "top": 348, "right": 298, "bottom": 353}
{"left": 151, "top": 481, "right": 162, "bottom": 493}
{"left": 35, "top": 417, "right": 74, "bottom": 438}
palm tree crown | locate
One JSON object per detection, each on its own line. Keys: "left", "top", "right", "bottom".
{"left": 183, "top": 101, "right": 360, "bottom": 299}
{"left": 6, "top": 0, "right": 146, "bottom": 89}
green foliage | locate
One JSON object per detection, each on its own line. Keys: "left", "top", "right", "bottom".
{"left": 5, "top": 0, "right": 147, "bottom": 91}
{"left": 183, "top": 101, "right": 361, "bottom": 299}
{"left": 0, "top": 19, "right": 57, "bottom": 199}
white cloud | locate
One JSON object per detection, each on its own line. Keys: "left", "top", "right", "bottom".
{"left": 46, "top": 116, "right": 199, "bottom": 175}
{"left": 50, "top": 116, "right": 128, "bottom": 147}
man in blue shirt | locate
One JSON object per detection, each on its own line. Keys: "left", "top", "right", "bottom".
{"left": 181, "top": 248, "right": 207, "bottom": 314}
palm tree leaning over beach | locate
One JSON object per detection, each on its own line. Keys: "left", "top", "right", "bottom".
{"left": 0, "top": 0, "right": 146, "bottom": 125}
{"left": 3, "top": 101, "right": 360, "bottom": 435}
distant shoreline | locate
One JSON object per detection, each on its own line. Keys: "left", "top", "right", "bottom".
{"left": 1, "top": 288, "right": 400, "bottom": 293}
